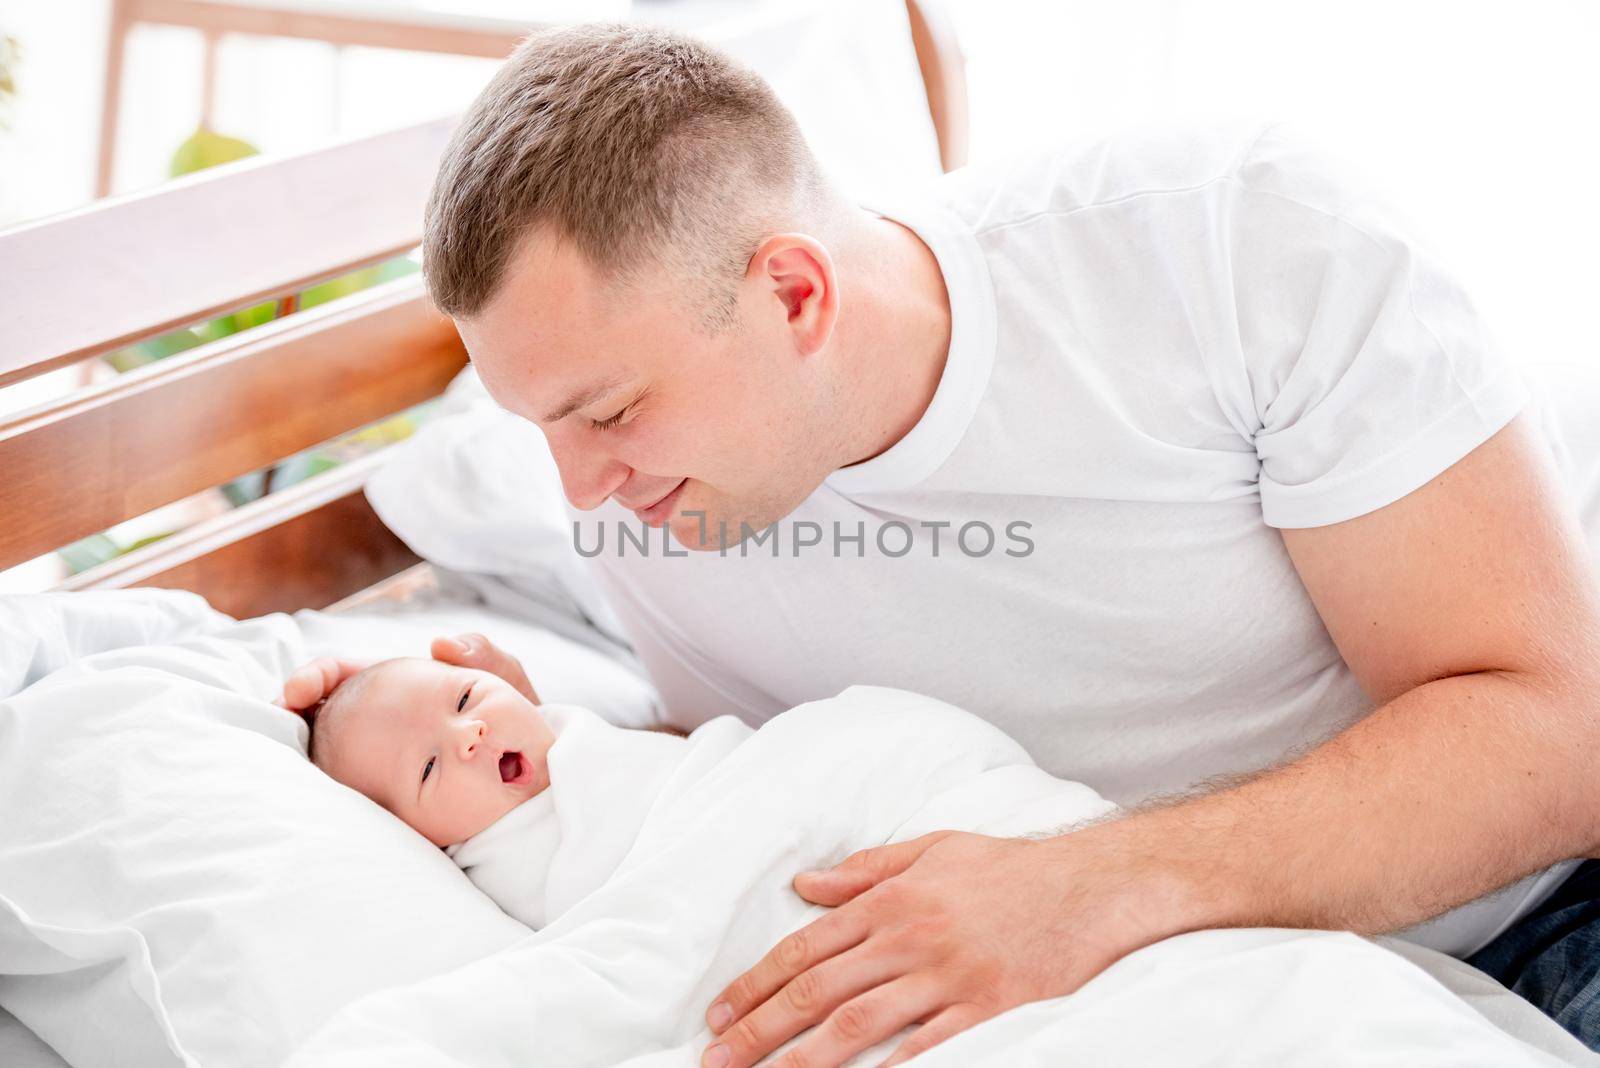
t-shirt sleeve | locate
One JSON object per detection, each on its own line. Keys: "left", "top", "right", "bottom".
{"left": 1232, "top": 124, "right": 1530, "bottom": 529}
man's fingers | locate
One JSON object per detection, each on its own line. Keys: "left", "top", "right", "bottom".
{"left": 702, "top": 940, "right": 895, "bottom": 1068}
{"left": 430, "top": 634, "right": 541, "bottom": 704}
{"left": 433, "top": 633, "right": 495, "bottom": 671}
{"left": 877, "top": 1001, "right": 990, "bottom": 1068}
{"left": 777, "top": 975, "right": 946, "bottom": 1068}
{"left": 429, "top": 634, "right": 469, "bottom": 662}
{"left": 707, "top": 911, "right": 868, "bottom": 1040}
{"left": 794, "top": 833, "right": 954, "bottom": 906}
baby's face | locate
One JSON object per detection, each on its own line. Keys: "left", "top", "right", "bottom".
{"left": 318, "top": 658, "right": 555, "bottom": 847}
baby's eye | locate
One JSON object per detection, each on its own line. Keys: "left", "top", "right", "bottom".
{"left": 457, "top": 684, "right": 473, "bottom": 713}
{"left": 421, "top": 756, "right": 435, "bottom": 784}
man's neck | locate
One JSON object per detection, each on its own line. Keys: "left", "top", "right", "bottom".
{"left": 830, "top": 210, "right": 953, "bottom": 470}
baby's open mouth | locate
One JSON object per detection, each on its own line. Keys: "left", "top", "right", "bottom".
{"left": 499, "top": 750, "right": 528, "bottom": 785}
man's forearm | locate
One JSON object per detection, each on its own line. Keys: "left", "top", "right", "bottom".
{"left": 1067, "top": 667, "right": 1600, "bottom": 940}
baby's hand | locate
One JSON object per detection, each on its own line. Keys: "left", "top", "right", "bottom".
{"left": 274, "top": 656, "right": 371, "bottom": 713}
{"left": 430, "top": 633, "right": 541, "bottom": 705}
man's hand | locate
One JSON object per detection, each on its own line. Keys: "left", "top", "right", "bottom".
{"left": 430, "top": 633, "right": 540, "bottom": 704}
{"left": 700, "top": 827, "right": 1191, "bottom": 1068}
{"left": 274, "top": 632, "right": 541, "bottom": 711}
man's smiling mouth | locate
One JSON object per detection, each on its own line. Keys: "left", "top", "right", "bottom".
{"left": 632, "top": 479, "right": 688, "bottom": 525}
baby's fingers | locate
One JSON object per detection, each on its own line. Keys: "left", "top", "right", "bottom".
{"left": 280, "top": 656, "right": 367, "bottom": 712}
{"left": 280, "top": 659, "right": 337, "bottom": 711}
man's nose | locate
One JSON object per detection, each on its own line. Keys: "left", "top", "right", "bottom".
{"left": 548, "top": 432, "right": 630, "bottom": 511}
{"left": 456, "top": 719, "right": 486, "bottom": 761}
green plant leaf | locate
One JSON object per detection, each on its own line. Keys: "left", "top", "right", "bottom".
{"left": 104, "top": 327, "right": 206, "bottom": 372}
{"left": 169, "top": 126, "right": 259, "bottom": 178}
{"left": 56, "top": 533, "right": 122, "bottom": 574}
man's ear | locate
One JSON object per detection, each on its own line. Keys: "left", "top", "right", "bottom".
{"left": 746, "top": 233, "right": 839, "bottom": 358}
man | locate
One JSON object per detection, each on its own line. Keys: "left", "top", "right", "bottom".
{"left": 287, "top": 21, "right": 1600, "bottom": 1065}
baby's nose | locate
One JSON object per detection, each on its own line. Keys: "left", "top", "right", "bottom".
{"left": 457, "top": 720, "right": 487, "bottom": 760}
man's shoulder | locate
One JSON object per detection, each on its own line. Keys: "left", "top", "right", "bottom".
{"left": 931, "top": 118, "right": 1327, "bottom": 236}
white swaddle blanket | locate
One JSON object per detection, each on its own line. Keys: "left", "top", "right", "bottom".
{"left": 444, "top": 689, "right": 1116, "bottom": 940}
{"left": 288, "top": 686, "right": 1580, "bottom": 1067}
{"left": 443, "top": 706, "right": 697, "bottom": 931}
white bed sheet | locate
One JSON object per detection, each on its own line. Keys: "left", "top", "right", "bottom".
{"left": 2, "top": 578, "right": 1594, "bottom": 1065}
{"left": 0, "top": 581, "right": 658, "bottom": 1068}
{"left": 0, "top": 1004, "right": 68, "bottom": 1068}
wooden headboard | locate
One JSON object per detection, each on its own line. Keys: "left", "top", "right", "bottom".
{"left": 0, "top": 6, "right": 966, "bottom": 618}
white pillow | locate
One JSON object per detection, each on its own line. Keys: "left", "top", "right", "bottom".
{"left": 0, "top": 602, "right": 530, "bottom": 1068}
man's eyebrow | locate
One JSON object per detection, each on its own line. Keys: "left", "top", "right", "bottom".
{"left": 540, "top": 375, "right": 629, "bottom": 424}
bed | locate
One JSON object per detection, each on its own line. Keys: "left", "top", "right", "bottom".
{"left": 2, "top": 5, "right": 1598, "bottom": 1066}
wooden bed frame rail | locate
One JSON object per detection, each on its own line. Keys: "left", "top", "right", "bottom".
{"left": 0, "top": 120, "right": 467, "bottom": 616}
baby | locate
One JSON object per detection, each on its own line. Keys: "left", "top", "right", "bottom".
{"left": 285, "top": 635, "right": 701, "bottom": 930}
{"left": 298, "top": 654, "right": 556, "bottom": 848}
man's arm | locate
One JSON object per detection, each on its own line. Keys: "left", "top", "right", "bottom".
{"left": 1130, "top": 407, "right": 1600, "bottom": 935}
{"left": 698, "top": 410, "right": 1600, "bottom": 1068}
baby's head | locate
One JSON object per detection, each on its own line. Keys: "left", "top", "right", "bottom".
{"left": 305, "top": 657, "right": 555, "bottom": 847}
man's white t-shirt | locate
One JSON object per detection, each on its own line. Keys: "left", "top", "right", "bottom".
{"left": 369, "top": 120, "right": 1586, "bottom": 958}
{"left": 566, "top": 120, "right": 1574, "bottom": 957}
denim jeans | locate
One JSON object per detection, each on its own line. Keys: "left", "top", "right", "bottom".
{"left": 1467, "top": 859, "right": 1600, "bottom": 1050}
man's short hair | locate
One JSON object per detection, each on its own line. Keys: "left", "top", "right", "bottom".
{"left": 422, "top": 22, "right": 832, "bottom": 331}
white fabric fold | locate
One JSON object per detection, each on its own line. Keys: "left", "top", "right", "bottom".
{"left": 446, "top": 705, "right": 694, "bottom": 930}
